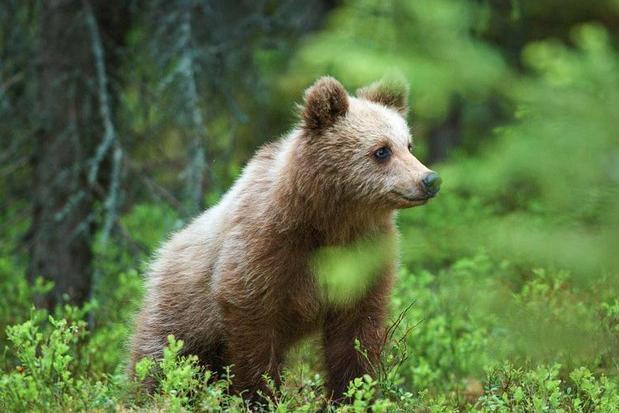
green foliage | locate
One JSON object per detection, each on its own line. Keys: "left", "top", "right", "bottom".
{"left": 405, "top": 23, "right": 619, "bottom": 277}
{"left": 87, "top": 269, "right": 144, "bottom": 373}
{"left": 312, "top": 233, "right": 397, "bottom": 306}
{"left": 157, "top": 335, "right": 202, "bottom": 410}
{"left": 391, "top": 254, "right": 618, "bottom": 393}
{"left": 0, "top": 267, "right": 51, "bottom": 348}
{"left": 4, "top": 250, "right": 615, "bottom": 411}
{"left": 286, "top": 0, "right": 507, "bottom": 120}
{"left": 121, "top": 203, "right": 182, "bottom": 251}
{"left": 0, "top": 314, "right": 107, "bottom": 412}
{"left": 477, "top": 364, "right": 619, "bottom": 413}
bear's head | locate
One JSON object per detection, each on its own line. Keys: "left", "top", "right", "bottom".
{"left": 299, "top": 76, "right": 441, "bottom": 210}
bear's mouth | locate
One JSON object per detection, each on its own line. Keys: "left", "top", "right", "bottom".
{"left": 391, "top": 191, "right": 429, "bottom": 205}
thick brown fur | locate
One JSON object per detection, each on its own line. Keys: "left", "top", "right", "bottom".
{"left": 128, "top": 76, "right": 436, "bottom": 405}
{"left": 302, "top": 76, "right": 349, "bottom": 130}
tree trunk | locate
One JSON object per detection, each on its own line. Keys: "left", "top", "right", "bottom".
{"left": 428, "top": 101, "right": 462, "bottom": 164}
{"left": 30, "top": 0, "right": 97, "bottom": 307}
{"left": 29, "top": 0, "right": 131, "bottom": 307}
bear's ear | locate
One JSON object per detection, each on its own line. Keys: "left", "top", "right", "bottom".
{"left": 356, "top": 77, "right": 409, "bottom": 116}
{"left": 301, "top": 76, "right": 349, "bottom": 131}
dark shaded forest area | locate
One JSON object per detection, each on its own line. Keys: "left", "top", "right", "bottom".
{"left": 1, "top": 0, "right": 619, "bottom": 411}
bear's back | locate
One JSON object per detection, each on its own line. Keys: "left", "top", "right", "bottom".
{"left": 147, "top": 137, "right": 289, "bottom": 290}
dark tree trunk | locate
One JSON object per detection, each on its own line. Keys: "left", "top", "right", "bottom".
{"left": 30, "top": 0, "right": 97, "bottom": 307}
{"left": 428, "top": 101, "right": 462, "bottom": 164}
{"left": 29, "top": 0, "right": 131, "bottom": 307}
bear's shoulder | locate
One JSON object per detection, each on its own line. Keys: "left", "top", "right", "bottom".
{"left": 253, "top": 140, "right": 283, "bottom": 163}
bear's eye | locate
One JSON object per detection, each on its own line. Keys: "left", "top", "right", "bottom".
{"left": 374, "top": 147, "right": 392, "bottom": 161}
{"left": 408, "top": 142, "right": 413, "bottom": 153}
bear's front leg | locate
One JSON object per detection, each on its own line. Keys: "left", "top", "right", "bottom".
{"left": 322, "top": 272, "right": 393, "bottom": 402}
{"left": 221, "top": 304, "right": 284, "bottom": 406}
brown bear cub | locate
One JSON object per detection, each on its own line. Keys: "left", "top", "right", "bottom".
{"left": 128, "top": 76, "right": 441, "bottom": 403}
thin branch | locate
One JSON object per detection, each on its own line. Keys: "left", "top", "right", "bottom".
{"left": 0, "top": 155, "right": 29, "bottom": 177}
{"left": 83, "top": 0, "right": 123, "bottom": 244}
{"left": 124, "top": 155, "right": 184, "bottom": 210}
{"left": 83, "top": 0, "right": 124, "bottom": 328}
{"left": 83, "top": 0, "right": 118, "bottom": 188}
{"left": 0, "top": 72, "right": 24, "bottom": 95}
{"left": 177, "top": 2, "right": 208, "bottom": 215}
{"left": 101, "top": 145, "right": 122, "bottom": 243}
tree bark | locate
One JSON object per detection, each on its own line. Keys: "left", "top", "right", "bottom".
{"left": 30, "top": 0, "right": 96, "bottom": 307}
{"left": 29, "top": 0, "right": 131, "bottom": 307}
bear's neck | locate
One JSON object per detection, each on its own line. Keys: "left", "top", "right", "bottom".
{"left": 278, "top": 192, "right": 394, "bottom": 246}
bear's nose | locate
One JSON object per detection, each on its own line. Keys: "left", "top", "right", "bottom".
{"left": 421, "top": 172, "right": 442, "bottom": 197}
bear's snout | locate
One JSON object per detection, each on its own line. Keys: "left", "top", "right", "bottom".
{"left": 421, "top": 172, "right": 442, "bottom": 198}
